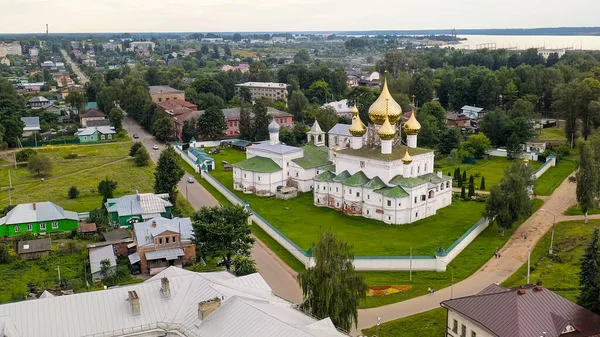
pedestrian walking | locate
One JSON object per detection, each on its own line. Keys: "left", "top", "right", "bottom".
{"left": 427, "top": 287, "right": 432, "bottom": 295}
{"left": 524, "top": 233, "right": 528, "bottom": 240}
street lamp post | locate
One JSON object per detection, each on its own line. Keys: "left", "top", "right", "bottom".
{"left": 527, "top": 245, "right": 531, "bottom": 284}
{"left": 540, "top": 208, "right": 556, "bottom": 254}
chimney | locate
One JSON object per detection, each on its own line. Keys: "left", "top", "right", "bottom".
{"left": 161, "top": 277, "right": 171, "bottom": 299}
{"left": 518, "top": 285, "right": 526, "bottom": 295}
{"left": 33, "top": 202, "right": 36, "bottom": 210}
{"left": 536, "top": 281, "right": 544, "bottom": 291}
{"left": 198, "top": 297, "right": 221, "bottom": 320}
{"left": 128, "top": 290, "right": 140, "bottom": 316}
{"left": 152, "top": 220, "right": 157, "bottom": 228}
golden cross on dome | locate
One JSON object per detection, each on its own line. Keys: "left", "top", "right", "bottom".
{"left": 411, "top": 94, "right": 416, "bottom": 106}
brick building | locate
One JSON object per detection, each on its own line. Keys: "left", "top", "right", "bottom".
{"left": 149, "top": 85, "right": 185, "bottom": 104}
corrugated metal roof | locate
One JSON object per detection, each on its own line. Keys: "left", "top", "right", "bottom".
{"left": 128, "top": 252, "right": 140, "bottom": 264}
{"left": 145, "top": 248, "right": 184, "bottom": 261}
{"left": 133, "top": 217, "right": 193, "bottom": 248}
{"left": 441, "top": 284, "right": 600, "bottom": 337}
{"left": 21, "top": 117, "right": 40, "bottom": 130}
{"left": 76, "top": 126, "right": 116, "bottom": 136}
{"left": 18, "top": 238, "right": 51, "bottom": 254}
{"left": 327, "top": 123, "right": 352, "bottom": 136}
{"left": 249, "top": 142, "right": 303, "bottom": 155}
{"left": 89, "top": 246, "right": 117, "bottom": 274}
{"left": 0, "top": 267, "right": 348, "bottom": 337}
{"left": 106, "top": 193, "right": 172, "bottom": 218}
{"left": 0, "top": 202, "right": 78, "bottom": 225}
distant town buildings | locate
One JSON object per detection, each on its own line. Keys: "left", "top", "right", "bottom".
{"left": 149, "top": 85, "right": 185, "bottom": 103}
{"left": 0, "top": 57, "right": 10, "bottom": 66}
{"left": 221, "top": 63, "right": 250, "bottom": 73}
{"left": 322, "top": 99, "right": 354, "bottom": 118}
{"left": 539, "top": 48, "right": 567, "bottom": 59}
{"left": 128, "top": 41, "right": 155, "bottom": 51}
{"left": 0, "top": 42, "right": 22, "bottom": 57}
{"left": 235, "top": 82, "right": 289, "bottom": 102}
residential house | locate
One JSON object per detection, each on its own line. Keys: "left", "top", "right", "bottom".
{"left": 20, "top": 116, "right": 41, "bottom": 136}
{"left": 26, "top": 96, "right": 50, "bottom": 109}
{"left": 149, "top": 85, "right": 185, "bottom": 103}
{"left": 41, "top": 60, "right": 54, "bottom": 68}
{"left": 55, "top": 75, "right": 73, "bottom": 88}
{"left": 105, "top": 192, "right": 173, "bottom": 227}
{"left": 0, "top": 202, "right": 79, "bottom": 237}
{"left": 19, "top": 82, "right": 45, "bottom": 92}
{"left": 76, "top": 126, "right": 116, "bottom": 143}
{"left": 323, "top": 99, "right": 354, "bottom": 118}
{"left": 0, "top": 57, "right": 10, "bottom": 66}
{"left": 234, "top": 82, "right": 289, "bottom": 102}
{"left": 18, "top": 238, "right": 51, "bottom": 260}
{"left": 441, "top": 283, "right": 600, "bottom": 337}
{"left": 446, "top": 112, "right": 472, "bottom": 127}
{"left": 89, "top": 245, "right": 117, "bottom": 280}
{"left": 130, "top": 217, "right": 195, "bottom": 275}
{"left": 183, "top": 48, "right": 196, "bottom": 56}
{"left": 461, "top": 105, "right": 485, "bottom": 120}
{"left": 526, "top": 141, "right": 547, "bottom": 154}
{"left": 79, "top": 109, "right": 107, "bottom": 127}
{"left": 0, "top": 266, "right": 348, "bottom": 337}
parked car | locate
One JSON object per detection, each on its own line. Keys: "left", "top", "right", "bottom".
{"left": 152, "top": 144, "right": 159, "bottom": 150}
{"left": 132, "top": 133, "right": 139, "bottom": 139}
{"left": 187, "top": 177, "right": 194, "bottom": 183}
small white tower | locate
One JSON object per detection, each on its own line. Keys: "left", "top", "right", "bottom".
{"left": 268, "top": 120, "right": 280, "bottom": 145}
{"left": 307, "top": 120, "right": 325, "bottom": 147}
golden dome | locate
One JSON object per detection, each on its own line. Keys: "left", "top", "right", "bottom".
{"left": 403, "top": 109, "right": 421, "bottom": 135}
{"left": 378, "top": 116, "right": 396, "bottom": 141}
{"left": 401, "top": 150, "right": 413, "bottom": 164}
{"left": 349, "top": 108, "right": 366, "bottom": 137}
{"left": 368, "top": 79, "right": 402, "bottom": 125}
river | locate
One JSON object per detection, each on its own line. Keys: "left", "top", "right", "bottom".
{"left": 451, "top": 34, "right": 600, "bottom": 50}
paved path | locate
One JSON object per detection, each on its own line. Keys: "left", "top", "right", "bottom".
{"left": 451, "top": 187, "right": 490, "bottom": 195}
{"left": 60, "top": 49, "right": 88, "bottom": 85}
{"left": 353, "top": 172, "right": 578, "bottom": 334}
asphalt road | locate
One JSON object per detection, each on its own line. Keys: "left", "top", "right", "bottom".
{"left": 124, "top": 116, "right": 218, "bottom": 209}
{"left": 60, "top": 49, "right": 88, "bottom": 85}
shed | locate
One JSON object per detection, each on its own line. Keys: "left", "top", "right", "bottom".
{"left": 89, "top": 245, "right": 117, "bottom": 280}
{"left": 78, "top": 222, "right": 97, "bottom": 234}
{"left": 231, "top": 139, "right": 252, "bottom": 151}
{"left": 18, "top": 238, "right": 51, "bottom": 260}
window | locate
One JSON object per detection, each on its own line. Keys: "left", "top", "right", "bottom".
{"left": 40, "top": 223, "right": 46, "bottom": 230}
{"left": 52, "top": 222, "right": 58, "bottom": 229}
{"left": 421, "top": 195, "right": 426, "bottom": 201}
{"left": 287, "top": 162, "right": 289, "bottom": 167}
{"left": 336, "top": 202, "right": 340, "bottom": 207}
{"left": 349, "top": 189, "right": 352, "bottom": 194}
{"left": 107, "top": 135, "right": 112, "bottom": 139}
{"left": 287, "top": 172, "right": 290, "bottom": 176}
{"left": 367, "top": 194, "right": 370, "bottom": 200}
{"left": 398, "top": 202, "right": 401, "bottom": 206}
{"left": 158, "top": 98, "right": 162, "bottom": 102}
{"left": 461, "top": 325, "right": 467, "bottom": 337}
{"left": 366, "top": 210, "right": 370, "bottom": 215}
{"left": 387, "top": 200, "right": 392, "bottom": 207}
{"left": 244, "top": 174, "right": 246, "bottom": 178}
{"left": 388, "top": 216, "right": 391, "bottom": 220}
{"left": 416, "top": 212, "right": 419, "bottom": 218}
{"left": 159, "top": 238, "right": 163, "bottom": 245}
{"left": 296, "top": 172, "right": 299, "bottom": 177}
{"left": 452, "top": 320, "right": 458, "bottom": 333}
{"left": 165, "top": 237, "right": 170, "bottom": 244}
{"left": 14, "top": 226, "right": 20, "bottom": 233}
{"left": 173, "top": 236, "right": 177, "bottom": 243}
{"left": 27, "top": 224, "right": 33, "bottom": 231}
{"left": 446, "top": 181, "right": 450, "bottom": 188}
{"left": 336, "top": 187, "right": 339, "bottom": 192}
{"left": 258, "top": 176, "right": 260, "bottom": 181}
{"left": 418, "top": 166, "right": 420, "bottom": 173}
{"left": 356, "top": 192, "right": 360, "bottom": 197}
{"left": 323, "top": 186, "right": 326, "bottom": 191}
{"left": 425, "top": 163, "right": 428, "bottom": 172}
{"left": 83, "top": 136, "right": 87, "bottom": 141}
{"left": 166, "top": 97, "right": 170, "bottom": 101}
{"left": 101, "top": 134, "right": 105, "bottom": 140}
{"left": 471, "top": 331, "right": 477, "bottom": 337}
{"left": 414, "top": 196, "right": 417, "bottom": 203}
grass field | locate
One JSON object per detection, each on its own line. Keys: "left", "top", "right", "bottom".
{"left": 208, "top": 148, "right": 485, "bottom": 256}
{"left": 502, "top": 219, "right": 596, "bottom": 302}
{"left": 535, "top": 127, "right": 567, "bottom": 141}
{"left": 534, "top": 157, "right": 577, "bottom": 196}
{"left": 564, "top": 205, "right": 600, "bottom": 216}
{"left": 361, "top": 307, "right": 446, "bottom": 337}
{"left": 437, "top": 157, "right": 542, "bottom": 191}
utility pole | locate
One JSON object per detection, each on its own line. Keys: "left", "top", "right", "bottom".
{"left": 8, "top": 169, "right": 12, "bottom": 205}
{"left": 409, "top": 247, "right": 412, "bottom": 281}
{"left": 527, "top": 245, "right": 531, "bottom": 284}
{"left": 56, "top": 265, "right": 61, "bottom": 288}
{"left": 14, "top": 152, "right": 17, "bottom": 169}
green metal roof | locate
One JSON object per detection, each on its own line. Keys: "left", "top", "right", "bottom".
{"left": 363, "top": 176, "right": 387, "bottom": 190}
{"left": 343, "top": 171, "right": 370, "bottom": 187}
{"left": 233, "top": 156, "right": 281, "bottom": 173}
{"left": 292, "top": 145, "right": 330, "bottom": 169}
{"left": 421, "top": 173, "right": 452, "bottom": 184}
{"left": 314, "top": 170, "right": 336, "bottom": 182}
{"left": 374, "top": 186, "right": 409, "bottom": 198}
{"left": 188, "top": 148, "right": 215, "bottom": 163}
{"left": 320, "top": 164, "right": 335, "bottom": 173}
{"left": 232, "top": 139, "right": 252, "bottom": 147}
{"left": 388, "top": 175, "right": 427, "bottom": 188}
{"left": 337, "top": 145, "right": 432, "bottom": 161}
{"left": 332, "top": 170, "right": 351, "bottom": 183}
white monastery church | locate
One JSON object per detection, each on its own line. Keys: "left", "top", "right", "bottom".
{"left": 232, "top": 79, "right": 452, "bottom": 224}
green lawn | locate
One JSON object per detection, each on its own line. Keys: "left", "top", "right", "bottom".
{"left": 534, "top": 158, "right": 577, "bottom": 196}
{"left": 436, "top": 157, "right": 542, "bottom": 191}
{"left": 362, "top": 307, "right": 447, "bottom": 337}
{"left": 564, "top": 205, "right": 600, "bottom": 216}
{"left": 535, "top": 127, "right": 567, "bottom": 142}
{"left": 502, "top": 219, "right": 596, "bottom": 302}
{"left": 0, "top": 143, "right": 158, "bottom": 212}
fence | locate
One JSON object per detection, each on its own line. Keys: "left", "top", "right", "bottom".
{"left": 174, "top": 145, "right": 201, "bottom": 173}
{"left": 199, "top": 171, "right": 494, "bottom": 272}
{"left": 21, "top": 138, "right": 80, "bottom": 147}
{"left": 533, "top": 155, "right": 557, "bottom": 179}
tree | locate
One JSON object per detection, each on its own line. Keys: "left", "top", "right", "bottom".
{"left": 506, "top": 132, "right": 522, "bottom": 159}
{"left": 28, "top": 155, "right": 52, "bottom": 177}
{"left": 232, "top": 33, "right": 242, "bottom": 42}
{"left": 0, "top": 244, "right": 10, "bottom": 264}
{"left": 462, "top": 170, "right": 467, "bottom": 183}
{"left": 98, "top": 178, "right": 118, "bottom": 202}
{"left": 129, "top": 142, "right": 143, "bottom": 156}
{"left": 438, "top": 127, "right": 462, "bottom": 155}
{"left": 65, "top": 91, "right": 87, "bottom": 113}
{"left": 314, "top": 106, "right": 339, "bottom": 133}
{"left": 154, "top": 147, "right": 184, "bottom": 204}
{"left": 288, "top": 91, "right": 309, "bottom": 122}
{"left": 192, "top": 205, "right": 254, "bottom": 271}
{"left": 97, "top": 86, "right": 118, "bottom": 113}
{"left": 68, "top": 186, "right": 80, "bottom": 199}
{"left": 410, "top": 73, "right": 434, "bottom": 106}
{"left": 307, "top": 80, "right": 331, "bottom": 105}
{"left": 134, "top": 146, "right": 150, "bottom": 167}
{"left": 152, "top": 116, "right": 174, "bottom": 142}
{"left": 484, "top": 161, "right": 534, "bottom": 229}
{"left": 108, "top": 108, "right": 124, "bottom": 133}
{"left": 99, "top": 259, "right": 117, "bottom": 286}
{"left": 181, "top": 119, "right": 197, "bottom": 143}
{"left": 252, "top": 101, "right": 270, "bottom": 141}
{"left": 576, "top": 143, "right": 598, "bottom": 223}
{"left": 238, "top": 87, "right": 252, "bottom": 102}
{"left": 224, "top": 44, "right": 232, "bottom": 57}
{"left": 462, "top": 133, "right": 492, "bottom": 159}
{"left": 461, "top": 184, "right": 466, "bottom": 199}
{"left": 197, "top": 107, "right": 227, "bottom": 140}
{"left": 481, "top": 176, "right": 486, "bottom": 190}
{"left": 294, "top": 49, "right": 311, "bottom": 64}
{"left": 298, "top": 231, "right": 367, "bottom": 331}
{"left": 239, "top": 105, "right": 253, "bottom": 140}
{"left": 233, "top": 255, "right": 258, "bottom": 276}
{"left": 468, "top": 175, "right": 475, "bottom": 197}
{"left": 578, "top": 228, "right": 600, "bottom": 314}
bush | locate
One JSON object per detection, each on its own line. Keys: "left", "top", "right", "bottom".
{"left": 15, "top": 148, "right": 37, "bottom": 162}
{"left": 134, "top": 147, "right": 150, "bottom": 167}
{"left": 129, "top": 142, "right": 143, "bottom": 157}
{"left": 552, "top": 145, "right": 571, "bottom": 159}
{"left": 68, "top": 186, "right": 80, "bottom": 199}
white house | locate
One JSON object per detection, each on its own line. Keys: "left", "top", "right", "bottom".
{"left": 461, "top": 105, "right": 485, "bottom": 120}
{"left": 322, "top": 99, "right": 354, "bottom": 118}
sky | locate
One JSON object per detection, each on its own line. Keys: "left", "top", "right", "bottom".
{"left": 1, "top": 0, "right": 599, "bottom": 34}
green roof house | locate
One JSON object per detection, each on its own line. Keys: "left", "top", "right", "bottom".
{"left": 187, "top": 148, "right": 215, "bottom": 171}
{"left": 76, "top": 126, "right": 116, "bottom": 143}
{"left": 0, "top": 202, "right": 78, "bottom": 237}
{"left": 105, "top": 192, "right": 173, "bottom": 228}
